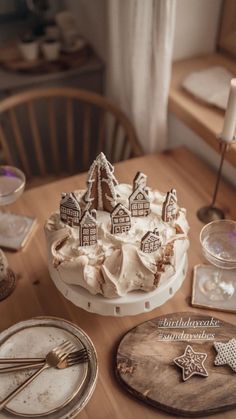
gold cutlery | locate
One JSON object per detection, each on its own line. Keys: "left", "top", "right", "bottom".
{"left": 0, "top": 357, "right": 44, "bottom": 364}
{"left": 0, "top": 347, "right": 90, "bottom": 373}
{"left": 0, "top": 339, "right": 75, "bottom": 411}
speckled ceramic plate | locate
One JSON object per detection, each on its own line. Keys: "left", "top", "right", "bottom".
{"left": 0, "top": 317, "right": 98, "bottom": 418}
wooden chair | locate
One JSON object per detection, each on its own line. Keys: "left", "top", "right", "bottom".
{"left": 0, "top": 87, "right": 143, "bottom": 185}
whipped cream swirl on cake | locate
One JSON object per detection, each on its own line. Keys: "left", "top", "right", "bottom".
{"left": 45, "top": 183, "right": 189, "bottom": 298}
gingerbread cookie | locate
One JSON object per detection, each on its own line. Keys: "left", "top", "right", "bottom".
{"left": 133, "top": 171, "right": 147, "bottom": 191}
{"left": 173, "top": 345, "right": 208, "bottom": 381}
{"left": 83, "top": 152, "right": 118, "bottom": 212}
{"left": 79, "top": 210, "right": 97, "bottom": 246}
{"left": 214, "top": 338, "right": 236, "bottom": 372}
{"left": 110, "top": 203, "right": 131, "bottom": 234}
{"left": 141, "top": 228, "right": 161, "bottom": 253}
{"left": 129, "top": 185, "right": 150, "bottom": 217}
{"left": 60, "top": 192, "right": 81, "bottom": 227}
{"left": 162, "top": 188, "right": 178, "bottom": 222}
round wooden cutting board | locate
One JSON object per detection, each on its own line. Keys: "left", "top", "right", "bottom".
{"left": 115, "top": 312, "right": 236, "bottom": 417}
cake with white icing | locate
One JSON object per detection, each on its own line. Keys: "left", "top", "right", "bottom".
{"left": 45, "top": 153, "right": 189, "bottom": 298}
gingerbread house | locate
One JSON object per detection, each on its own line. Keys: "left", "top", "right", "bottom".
{"left": 60, "top": 192, "right": 81, "bottom": 227}
{"left": 133, "top": 171, "right": 147, "bottom": 191}
{"left": 141, "top": 229, "right": 161, "bottom": 253}
{"left": 79, "top": 210, "right": 97, "bottom": 246}
{"left": 129, "top": 185, "right": 150, "bottom": 217}
{"left": 110, "top": 203, "right": 131, "bottom": 234}
{"left": 162, "top": 188, "right": 178, "bottom": 222}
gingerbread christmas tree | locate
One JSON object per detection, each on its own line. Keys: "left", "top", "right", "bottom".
{"left": 83, "top": 153, "right": 118, "bottom": 212}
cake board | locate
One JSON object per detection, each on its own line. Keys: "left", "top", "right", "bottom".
{"left": 49, "top": 254, "right": 187, "bottom": 316}
{"left": 115, "top": 312, "right": 236, "bottom": 416}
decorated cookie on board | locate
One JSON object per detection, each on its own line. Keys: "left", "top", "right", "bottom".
{"left": 214, "top": 338, "right": 236, "bottom": 372}
{"left": 174, "top": 345, "right": 208, "bottom": 381}
{"left": 79, "top": 209, "right": 97, "bottom": 246}
{"left": 60, "top": 192, "right": 81, "bottom": 227}
{"left": 141, "top": 228, "right": 161, "bottom": 253}
{"left": 133, "top": 171, "right": 147, "bottom": 191}
{"left": 129, "top": 185, "right": 150, "bottom": 217}
{"left": 162, "top": 188, "right": 178, "bottom": 222}
{"left": 110, "top": 203, "right": 131, "bottom": 234}
{"left": 83, "top": 153, "right": 118, "bottom": 213}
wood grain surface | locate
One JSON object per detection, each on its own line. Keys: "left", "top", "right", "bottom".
{"left": 116, "top": 312, "right": 236, "bottom": 417}
{"left": 0, "top": 147, "right": 235, "bottom": 419}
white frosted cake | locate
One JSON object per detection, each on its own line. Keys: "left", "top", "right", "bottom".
{"left": 45, "top": 153, "right": 189, "bottom": 299}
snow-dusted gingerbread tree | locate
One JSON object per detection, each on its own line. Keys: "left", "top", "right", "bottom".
{"left": 83, "top": 152, "right": 118, "bottom": 212}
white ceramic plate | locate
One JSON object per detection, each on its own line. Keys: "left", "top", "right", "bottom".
{"left": 0, "top": 317, "right": 98, "bottom": 418}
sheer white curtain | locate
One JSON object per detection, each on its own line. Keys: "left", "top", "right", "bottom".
{"left": 107, "top": 0, "right": 176, "bottom": 153}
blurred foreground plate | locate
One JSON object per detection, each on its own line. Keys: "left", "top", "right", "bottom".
{"left": 0, "top": 317, "right": 98, "bottom": 418}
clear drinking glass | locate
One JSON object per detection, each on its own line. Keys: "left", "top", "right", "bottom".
{"left": 0, "top": 166, "right": 26, "bottom": 237}
{"left": 199, "top": 220, "right": 236, "bottom": 302}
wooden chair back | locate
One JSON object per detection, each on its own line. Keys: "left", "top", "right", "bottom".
{"left": 0, "top": 87, "right": 143, "bottom": 179}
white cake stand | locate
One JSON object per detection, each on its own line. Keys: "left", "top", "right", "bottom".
{"left": 49, "top": 255, "right": 188, "bottom": 316}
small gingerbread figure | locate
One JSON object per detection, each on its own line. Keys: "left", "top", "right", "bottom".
{"left": 60, "top": 192, "right": 81, "bottom": 227}
{"left": 79, "top": 210, "right": 97, "bottom": 246}
{"left": 110, "top": 203, "right": 131, "bottom": 234}
{"left": 162, "top": 188, "right": 178, "bottom": 222}
{"left": 141, "top": 229, "right": 161, "bottom": 253}
{"left": 133, "top": 171, "right": 147, "bottom": 191}
{"left": 129, "top": 185, "right": 150, "bottom": 217}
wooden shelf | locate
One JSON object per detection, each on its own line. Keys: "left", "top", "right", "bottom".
{"left": 168, "top": 53, "right": 236, "bottom": 167}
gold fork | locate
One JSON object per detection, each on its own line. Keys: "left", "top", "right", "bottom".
{"left": 0, "top": 340, "right": 75, "bottom": 411}
{"left": 0, "top": 348, "right": 90, "bottom": 373}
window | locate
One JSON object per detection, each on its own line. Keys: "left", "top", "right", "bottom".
{"left": 83, "top": 229, "right": 89, "bottom": 234}
{"left": 144, "top": 203, "right": 149, "bottom": 208}
{"left": 133, "top": 204, "right": 137, "bottom": 209}
{"left": 133, "top": 210, "right": 137, "bottom": 216}
{"left": 83, "top": 235, "right": 89, "bottom": 241}
{"left": 90, "top": 228, "right": 96, "bottom": 234}
{"left": 138, "top": 203, "right": 143, "bottom": 209}
{"left": 125, "top": 217, "right": 129, "bottom": 222}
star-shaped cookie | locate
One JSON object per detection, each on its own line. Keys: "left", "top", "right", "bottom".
{"left": 214, "top": 338, "right": 236, "bottom": 372}
{"left": 174, "top": 345, "right": 208, "bottom": 381}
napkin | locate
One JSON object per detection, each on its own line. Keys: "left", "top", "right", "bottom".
{"left": 182, "top": 66, "right": 234, "bottom": 110}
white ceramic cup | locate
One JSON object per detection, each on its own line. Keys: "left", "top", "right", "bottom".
{"left": 41, "top": 40, "right": 60, "bottom": 61}
{"left": 19, "top": 40, "right": 39, "bottom": 61}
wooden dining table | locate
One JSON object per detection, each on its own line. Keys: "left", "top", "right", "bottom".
{"left": 0, "top": 146, "right": 235, "bottom": 419}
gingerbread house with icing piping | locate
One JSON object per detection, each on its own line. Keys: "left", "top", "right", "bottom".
{"left": 60, "top": 192, "right": 81, "bottom": 227}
